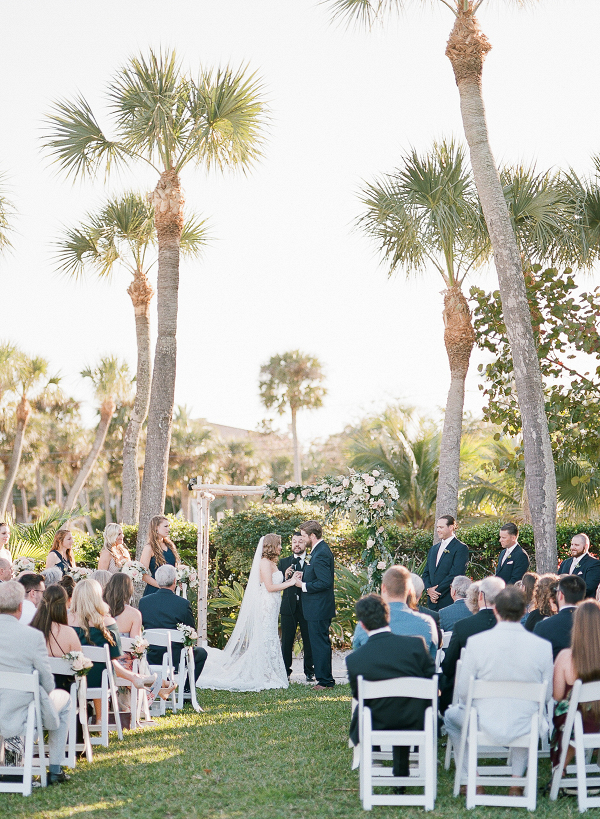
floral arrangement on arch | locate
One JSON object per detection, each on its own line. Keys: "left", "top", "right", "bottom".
{"left": 120, "top": 561, "right": 148, "bottom": 583}
{"left": 67, "top": 567, "right": 94, "bottom": 583}
{"left": 263, "top": 468, "right": 400, "bottom": 589}
{"left": 176, "top": 565, "right": 198, "bottom": 590}
{"left": 12, "top": 556, "right": 36, "bottom": 575}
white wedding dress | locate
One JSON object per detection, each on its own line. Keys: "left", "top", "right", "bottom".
{"left": 197, "top": 537, "right": 289, "bottom": 692}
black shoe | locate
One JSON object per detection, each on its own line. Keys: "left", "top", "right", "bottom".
{"left": 48, "top": 771, "right": 71, "bottom": 785}
{"left": 305, "top": 674, "right": 316, "bottom": 682}
{"left": 392, "top": 786, "right": 406, "bottom": 795}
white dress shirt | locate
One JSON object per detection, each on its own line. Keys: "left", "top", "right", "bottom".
{"left": 436, "top": 536, "right": 454, "bottom": 566}
{"left": 501, "top": 544, "right": 518, "bottom": 565}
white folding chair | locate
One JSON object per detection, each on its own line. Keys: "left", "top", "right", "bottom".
{"left": 357, "top": 674, "right": 438, "bottom": 811}
{"left": 0, "top": 670, "right": 47, "bottom": 795}
{"left": 453, "top": 677, "right": 547, "bottom": 810}
{"left": 46, "top": 658, "right": 81, "bottom": 767}
{"left": 115, "top": 637, "right": 147, "bottom": 729}
{"left": 143, "top": 629, "right": 177, "bottom": 715}
{"left": 550, "top": 679, "right": 600, "bottom": 810}
{"left": 144, "top": 628, "right": 202, "bottom": 714}
{"left": 444, "top": 658, "right": 463, "bottom": 771}
{"left": 80, "top": 644, "right": 123, "bottom": 746}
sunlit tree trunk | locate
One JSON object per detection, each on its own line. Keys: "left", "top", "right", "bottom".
{"left": 137, "top": 170, "right": 184, "bottom": 556}
{"left": 20, "top": 484, "right": 29, "bottom": 523}
{"left": 121, "top": 268, "right": 154, "bottom": 524}
{"left": 35, "top": 464, "right": 43, "bottom": 509}
{"left": 291, "top": 407, "right": 302, "bottom": 483}
{"left": 103, "top": 471, "right": 113, "bottom": 524}
{"left": 446, "top": 5, "right": 557, "bottom": 571}
{"left": 0, "top": 396, "right": 31, "bottom": 518}
{"left": 64, "top": 398, "right": 116, "bottom": 511}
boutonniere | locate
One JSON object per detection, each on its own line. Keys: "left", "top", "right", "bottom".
{"left": 443, "top": 549, "right": 450, "bottom": 555}
{"left": 304, "top": 556, "right": 311, "bottom": 565}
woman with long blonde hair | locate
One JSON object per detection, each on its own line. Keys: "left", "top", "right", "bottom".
{"left": 98, "top": 523, "right": 131, "bottom": 573}
{"left": 140, "top": 516, "right": 180, "bottom": 597}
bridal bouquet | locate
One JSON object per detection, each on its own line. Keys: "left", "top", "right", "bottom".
{"left": 176, "top": 565, "right": 198, "bottom": 589}
{"left": 12, "top": 556, "right": 36, "bottom": 574}
{"left": 63, "top": 651, "right": 93, "bottom": 677}
{"left": 177, "top": 623, "right": 198, "bottom": 647}
{"left": 130, "top": 634, "right": 149, "bottom": 658}
{"left": 120, "top": 561, "right": 147, "bottom": 582}
{"left": 67, "top": 567, "right": 94, "bottom": 583}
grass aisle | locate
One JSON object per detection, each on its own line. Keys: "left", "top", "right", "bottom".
{"left": 1, "top": 684, "right": 578, "bottom": 819}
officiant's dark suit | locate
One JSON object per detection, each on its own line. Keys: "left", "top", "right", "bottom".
{"left": 346, "top": 631, "right": 435, "bottom": 776}
{"left": 558, "top": 554, "right": 600, "bottom": 598}
{"left": 302, "top": 539, "right": 336, "bottom": 688}
{"left": 421, "top": 537, "right": 469, "bottom": 611}
{"left": 278, "top": 552, "right": 314, "bottom": 679}
{"left": 495, "top": 544, "right": 529, "bottom": 585}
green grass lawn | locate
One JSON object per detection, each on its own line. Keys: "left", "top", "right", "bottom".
{"left": 0, "top": 684, "right": 587, "bottom": 819}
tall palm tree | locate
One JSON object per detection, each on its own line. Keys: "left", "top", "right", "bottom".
{"left": 64, "top": 356, "right": 132, "bottom": 510}
{"left": 55, "top": 192, "right": 209, "bottom": 524}
{"left": 326, "top": 0, "right": 558, "bottom": 572}
{"left": 43, "top": 48, "right": 268, "bottom": 552}
{"left": 0, "top": 173, "right": 15, "bottom": 256}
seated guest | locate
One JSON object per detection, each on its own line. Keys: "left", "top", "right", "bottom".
{"left": 42, "top": 566, "right": 63, "bottom": 587}
{"left": 18, "top": 572, "right": 45, "bottom": 625}
{"left": 59, "top": 574, "right": 75, "bottom": 610}
{"left": 440, "top": 576, "right": 473, "bottom": 632}
{"left": 552, "top": 599, "right": 600, "bottom": 772}
{"left": 440, "top": 576, "right": 505, "bottom": 712}
{"left": 445, "top": 586, "right": 553, "bottom": 795}
{"left": 0, "top": 581, "right": 72, "bottom": 785}
{"left": 71, "top": 579, "right": 153, "bottom": 723}
{"left": 98, "top": 523, "right": 131, "bottom": 574}
{"left": 45, "top": 529, "right": 76, "bottom": 576}
{"left": 0, "top": 557, "right": 12, "bottom": 582}
{"left": 346, "top": 594, "right": 435, "bottom": 784}
{"left": 465, "top": 581, "right": 480, "bottom": 614}
{"left": 139, "top": 564, "right": 207, "bottom": 681}
{"left": 31, "top": 584, "right": 82, "bottom": 690}
{"left": 495, "top": 522, "right": 529, "bottom": 584}
{"left": 411, "top": 572, "right": 442, "bottom": 647}
{"left": 518, "top": 571, "right": 538, "bottom": 624}
{"left": 91, "top": 569, "right": 112, "bottom": 592}
{"left": 352, "top": 566, "right": 437, "bottom": 657}
{"left": 534, "top": 574, "right": 586, "bottom": 660}
{"left": 524, "top": 573, "right": 559, "bottom": 632}
{"left": 558, "top": 534, "right": 600, "bottom": 598}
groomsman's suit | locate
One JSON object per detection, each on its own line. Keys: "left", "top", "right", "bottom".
{"left": 558, "top": 553, "right": 600, "bottom": 598}
{"left": 346, "top": 631, "right": 435, "bottom": 776}
{"left": 495, "top": 544, "right": 529, "bottom": 585}
{"left": 278, "top": 552, "right": 314, "bottom": 679}
{"left": 421, "top": 536, "right": 469, "bottom": 611}
{"left": 302, "top": 539, "right": 336, "bottom": 687}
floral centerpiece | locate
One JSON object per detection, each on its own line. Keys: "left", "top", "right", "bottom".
{"left": 130, "top": 634, "right": 149, "bottom": 659}
{"left": 177, "top": 623, "right": 198, "bottom": 647}
{"left": 67, "top": 567, "right": 94, "bottom": 583}
{"left": 63, "top": 651, "right": 93, "bottom": 677}
{"left": 120, "top": 561, "right": 147, "bottom": 583}
{"left": 176, "top": 564, "right": 198, "bottom": 589}
{"left": 12, "top": 557, "right": 36, "bottom": 574}
{"left": 263, "top": 468, "right": 401, "bottom": 590}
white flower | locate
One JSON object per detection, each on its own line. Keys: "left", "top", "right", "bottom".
{"left": 352, "top": 483, "right": 363, "bottom": 495}
{"left": 342, "top": 478, "right": 350, "bottom": 488}
{"left": 363, "top": 475, "right": 375, "bottom": 487}
{"left": 377, "top": 561, "right": 386, "bottom": 570}
{"left": 371, "top": 483, "right": 384, "bottom": 496}
{"left": 372, "top": 470, "right": 380, "bottom": 477}
{"left": 301, "top": 489, "right": 309, "bottom": 498}
{"left": 278, "top": 486, "right": 285, "bottom": 494}
{"left": 287, "top": 493, "right": 295, "bottom": 501}
{"left": 389, "top": 486, "right": 399, "bottom": 500}
{"left": 366, "top": 538, "right": 375, "bottom": 548}
{"left": 285, "top": 481, "right": 294, "bottom": 488}
{"left": 377, "top": 527, "right": 384, "bottom": 534}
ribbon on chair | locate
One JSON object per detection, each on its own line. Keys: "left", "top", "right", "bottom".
{"left": 186, "top": 646, "right": 203, "bottom": 713}
{"left": 76, "top": 676, "right": 93, "bottom": 762}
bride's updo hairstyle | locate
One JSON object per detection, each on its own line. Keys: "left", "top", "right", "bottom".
{"left": 262, "top": 534, "right": 281, "bottom": 561}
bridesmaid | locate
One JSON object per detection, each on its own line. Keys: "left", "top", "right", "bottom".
{"left": 0, "top": 521, "right": 11, "bottom": 562}
{"left": 98, "top": 523, "right": 131, "bottom": 574}
{"left": 46, "top": 529, "right": 77, "bottom": 576}
{"left": 140, "top": 516, "right": 180, "bottom": 597}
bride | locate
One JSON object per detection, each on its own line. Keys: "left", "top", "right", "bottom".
{"left": 197, "top": 533, "right": 301, "bottom": 691}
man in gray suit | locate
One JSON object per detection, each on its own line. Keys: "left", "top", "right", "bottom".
{"left": 0, "top": 581, "right": 72, "bottom": 785}
{"left": 444, "top": 585, "right": 553, "bottom": 795}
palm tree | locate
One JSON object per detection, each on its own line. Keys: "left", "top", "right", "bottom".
{"left": 325, "top": 0, "right": 558, "bottom": 572}
{"left": 0, "top": 173, "right": 15, "bottom": 256}
{"left": 64, "top": 356, "right": 132, "bottom": 511}
{"left": 55, "top": 192, "right": 209, "bottom": 525}
{"left": 359, "top": 139, "right": 486, "bottom": 523}
{"left": 43, "top": 48, "right": 268, "bottom": 553}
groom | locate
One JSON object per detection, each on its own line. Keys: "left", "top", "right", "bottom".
{"left": 279, "top": 532, "right": 315, "bottom": 682}
{"left": 295, "top": 520, "right": 336, "bottom": 690}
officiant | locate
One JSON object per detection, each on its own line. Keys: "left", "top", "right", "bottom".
{"left": 278, "top": 532, "right": 315, "bottom": 682}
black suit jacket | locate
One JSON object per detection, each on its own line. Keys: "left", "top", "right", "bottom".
{"left": 278, "top": 554, "right": 308, "bottom": 617}
{"left": 346, "top": 631, "right": 435, "bottom": 745}
{"left": 421, "top": 537, "right": 469, "bottom": 611}
{"left": 418, "top": 605, "right": 442, "bottom": 647}
{"left": 534, "top": 606, "right": 575, "bottom": 660}
{"left": 558, "top": 554, "right": 600, "bottom": 598}
{"left": 138, "top": 588, "right": 195, "bottom": 667}
{"left": 441, "top": 607, "right": 497, "bottom": 683}
{"left": 495, "top": 544, "right": 529, "bottom": 584}
{"left": 301, "top": 541, "right": 336, "bottom": 622}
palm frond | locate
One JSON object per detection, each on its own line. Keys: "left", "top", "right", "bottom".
{"left": 11, "top": 507, "right": 82, "bottom": 562}
{"left": 326, "top": 0, "right": 398, "bottom": 28}
{"left": 0, "top": 173, "right": 16, "bottom": 254}
{"left": 556, "top": 459, "right": 600, "bottom": 519}
{"left": 43, "top": 96, "right": 130, "bottom": 181}
{"left": 180, "top": 215, "right": 211, "bottom": 257}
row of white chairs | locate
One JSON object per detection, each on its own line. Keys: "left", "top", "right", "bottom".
{"left": 0, "top": 628, "right": 203, "bottom": 795}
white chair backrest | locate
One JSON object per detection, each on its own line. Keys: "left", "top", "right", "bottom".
{"left": 48, "top": 657, "right": 74, "bottom": 676}
{"left": 0, "top": 669, "right": 40, "bottom": 693}
{"left": 143, "top": 628, "right": 174, "bottom": 648}
{"left": 359, "top": 675, "right": 438, "bottom": 706}
{"left": 81, "top": 643, "right": 112, "bottom": 664}
{"left": 575, "top": 680, "right": 600, "bottom": 704}
{"left": 442, "top": 631, "right": 452, "bottom": 648}
{"left": 470, "top": 678, "right": 547, "bottom": 704}
{"left": 119, "top": 637, "right": 135, "bottom": 652}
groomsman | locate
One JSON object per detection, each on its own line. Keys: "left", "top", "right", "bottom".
{"left": 495, "top": 522, "right": 529, "bottom": 584}
{"left": 278, "top": 532, "right": 314, "bottom": 682}
{"left": 296, "top": 520, "right": 336, "bottom": 690}
{"left": 558, "top": 533, "right": 600, "bottom": 598}
{"left": 421, "top": 515, "right": 469, "bottom": 611}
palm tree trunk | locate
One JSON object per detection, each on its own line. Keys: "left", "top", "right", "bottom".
{"left": 121, "top": 269, "right": 154, "bottom": 524}
{"left": 137, "top": 170, "right": 184, "bottom": 556}
{"left": 446, "top": 6, "right": 557, "bottom": 572}
{"left": 20, "top": 484, "right": 29, "bottom": 523}
{"left": 435, "top": 286, "right": 475, "bottom": 522}
{"left": 35, "top": 464, "right": 43, "bottom": 509}
{"left": 103, "top": 471, "right": 113, "bottom": 524}
{"left": 0, "top": 396, "right": 31, "bottom": 519}
{"left": 291, "top": 407, "right": 302, "bottom": 483}
{"left": 55, "top": 476, "right": 63, "bottom": 507}
{"left": 64, "top": 399, "right": 115, "bottom": 511}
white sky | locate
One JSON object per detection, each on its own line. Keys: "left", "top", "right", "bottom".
{"left": 1, "top": 0, "right": 599, "bottom": 448}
